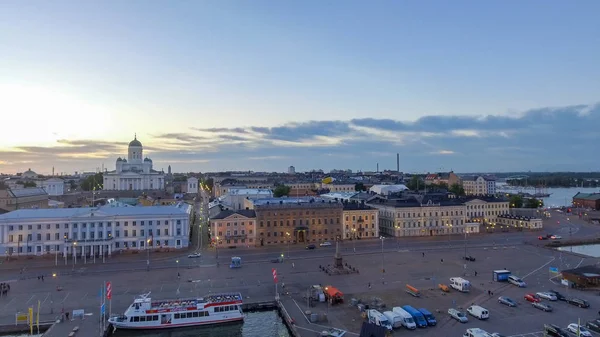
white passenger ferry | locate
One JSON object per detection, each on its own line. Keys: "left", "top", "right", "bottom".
{"left": 108, "top": 292, "right": 244, "bottom": 330}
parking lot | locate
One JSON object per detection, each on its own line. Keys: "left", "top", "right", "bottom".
{"left": 288, "top": 243, "right": 600, "bottom": 337}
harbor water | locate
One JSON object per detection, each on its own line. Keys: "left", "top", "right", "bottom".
{"left": 497, "top": 185, "right": 600, "bottom": 207}
{"left": 112, "top": 311, "right": 291, "bottom": 337}
{"left": 557, "top": 244, "right": 600, "bottom": 258}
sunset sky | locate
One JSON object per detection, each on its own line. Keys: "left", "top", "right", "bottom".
{"left": 1, "top": 1, "right": 599, "bottom": 174}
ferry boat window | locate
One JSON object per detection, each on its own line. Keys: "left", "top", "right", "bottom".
{"left": 133, "top": 317, "right": 140, "bottom": 322}
{"left": 187, "top": 312, "right": 193, "bottom": 318}
{"left": 129, "top": 317, "right": 134, "bottom": 322}
{"left": 154, "top": 315, "right": 159, "bottom": 321}
{"left": 174, "top": 314, "right": 180, "bottom": 319}
{"left": 140, "top": 316, "right": 146, "bottom": 322}
{"left": 193, "top": 312, "right": 199, "bottom": 317}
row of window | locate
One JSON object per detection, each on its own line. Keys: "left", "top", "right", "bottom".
{"left": 465, "top": 204, "right": 507, "bottom": 209}
{"left": 7, "top": 228, "right": 177, "bottom": 243}
{"left": 259, "top": 218, "right": 340, "bottom": 227}
{"left": 344, "top": 224, "right": 376, "bottom": 230}
{"left": 467, "top": 210, "right": 507, "bottom": 217}
{"left": 345, "top": 215, "right": 376, "bottom": 221}
{"left": 6, "top": 220, "right": 181, "bottom": 232}
{"left": 259, "top": 228, "right": 341, "bottom": 237}
{"left": 216, "top": 230, "right": 250, "bottom": 236}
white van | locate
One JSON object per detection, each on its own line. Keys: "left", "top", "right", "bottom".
{"left": 463, "top": 328, "right": 492, "bottom": 337}
{"left": 508, "top": 275, "right": 526, "bottom": 287}
{"left": 382, "top": 311, "right": 403, "bottom": 329}
{"left": 450, "top": 277, "right": 471, "bottom": 292}
{"left": 367, "top": 309, "right": 392, "bottom": 331}
{"left": 467, "top": 305, "right": 489, "bottom": 320}
{"left": 392, "top": 307, "right": 417, "bottom": 330}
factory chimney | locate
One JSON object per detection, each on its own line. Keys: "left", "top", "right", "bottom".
{"left": 376, "top": 163, "right": 379, "bottom": 172}
{"left": 396, "top": 153, "right": 399, "bottom": 172}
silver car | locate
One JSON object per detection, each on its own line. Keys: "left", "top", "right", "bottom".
{"left": 498, "top": 296, "right": 517, "bottom": 307}
{"left": 532, "top": 301, "right": 553, "bottom": 312}
{"left": 448, "top": 308, "right": 468, "bottom": 323}
{"left": 536, "top": 292, "right": 557, "bottom": 301}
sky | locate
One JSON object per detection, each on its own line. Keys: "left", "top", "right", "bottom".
{"left": 1, "top": 1, "right": 599, "bottom": 174}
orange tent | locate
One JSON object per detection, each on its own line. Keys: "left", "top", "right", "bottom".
{"left": 324, "top": 286, "right": 344, "bottom": 301}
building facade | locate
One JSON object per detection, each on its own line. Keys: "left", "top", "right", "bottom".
{"left": 251, "top": 198, "right": 343, "bottom": 247}
{"left": 573, "top": 193, "right": 600, "bottom": 210}
{"left": 0, "top": 203, "right": 192, "bottom": 258}
{"left": 496, "top": 214, "right": 543, "bottom": 229}
{"left": 342, "top": 202, "right": 379, "bottom": 240}
{"left": 103, "top": 135, "right": 165, "bottom": 191}
{"left": 462, "top": 175, "right": 497, "bottom": 195}
{"left": 223, "top": 188, "right": 273, "bottom": 210}
{"left": 368, "top": 198, "right": 479, "bottom": 237}
{"left": 186, "top": 177, "right": 199, "bottom": 194}
{"left": 424, "top": 172, "right": 461, "bottom": 187}
{"left": 464, "top": 197, "right": 510, "bottom": 226}
{"left": 41, "top": 178, "right": 65, "bottom": 196}
{"left": 210, "top": 210, "right": 256, "bottom": 248}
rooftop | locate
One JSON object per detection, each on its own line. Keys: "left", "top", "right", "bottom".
{"left": 0, "top": 203, "right": 191, "bottom": 221}
{"left": 342, "top": 201, "right": 375, "bottom": 211}
{"left": 498, "top": 214, "right": 541, "bottom": 220}
{"left": 369, "top": 196, "right": 465, "bottom": 208}
{"left": 573, "top": 192, "right": 600, "bottom": 201}
{"left": 211, "top": 209, "right": 256, "bottom": 220}
{"left": 562, "top": 265, "right": 600, "bottom": 278}
{"left": 227, "top": 188, "right": 273, "bottom": 196}
{"left": 9, "top": 187, "right": 48, "bottom": 198}
{"left": 320, "top": 192, "right": 359, "bottom": 200}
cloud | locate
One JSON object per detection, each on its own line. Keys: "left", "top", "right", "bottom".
{"left": 0, "top": 103, "right": 598, "bottom": 174}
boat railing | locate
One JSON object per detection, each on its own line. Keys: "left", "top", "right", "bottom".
{"left": 203, "top": 293, "right": 243, "bottom": 303}
{"left": 152, "top": 300, "right": 198, "bottom": 308}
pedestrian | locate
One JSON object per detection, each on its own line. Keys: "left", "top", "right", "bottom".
{"left": 487, "top": 290, "right": 491, "bottom": 296}
{"left": 41, "top": 275, "right": 44, "bottom": 281}
{"left": 422, "top": 252, "right": 425, "bottom": 257}
{"left": 474, "top": 271, "right": 477, "bottom": 277}
{"left": 441, "top": 258, "right": 444, "bottom": 263}
{"left": 65, "top": 312, "right": 69, "bottom": 320}
{"left": 368, "top": 282, "right": 371, "bottom": 289}
{"left": 292, "top": 262, "right": 295, "bottom": 268}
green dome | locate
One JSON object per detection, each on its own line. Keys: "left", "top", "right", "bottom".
{"left": 129, "top": 134, "right": 142, "bottom": 147}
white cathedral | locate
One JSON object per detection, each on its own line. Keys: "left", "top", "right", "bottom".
{"left": 103, "top": 135, "right": 165, "bottom": 191}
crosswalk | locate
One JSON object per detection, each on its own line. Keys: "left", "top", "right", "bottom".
{"left": 508, "top": 331, "right": 544, "bottom": 337}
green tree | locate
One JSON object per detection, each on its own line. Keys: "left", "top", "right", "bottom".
{"left": 273, "top": 185, "right": 291, "bottom": 197}
{"left": 204, "top": 178, "right": 214, "bottom": 191}
{"left": 81, "top": 173, "right": 104, "bottom": 191}
{"left": 449, "top": 183, "right": 466, "bottom": 196}
{"left": 433, "top": 182, "right": 449, "bottom": 190}
{"left": 69, "top": 180, "right": 77, "bottom": 190}
{"left": 526, "top": 198, "right": 543, "bottom": 208}
{"left": 22, "top": 181, "right": 37, "bottom": 188}
{"left": 405, "top": 176, "right": 422, "bottom": 191}
{"left": 509, "top": 195, "right": 523, "bottom": 208}
{"left": 354, "top": 182, "right": 366, "bottom": 191}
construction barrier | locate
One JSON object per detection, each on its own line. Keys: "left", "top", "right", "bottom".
{"left": 405, "top": 284, "right": 421, "bottom": 297}
{"left": 438, "top": 284, "right": 450, "bottom": 292}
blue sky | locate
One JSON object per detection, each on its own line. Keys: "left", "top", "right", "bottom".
{"left": 0, "top": 1, "right": 599, "bottom": 174}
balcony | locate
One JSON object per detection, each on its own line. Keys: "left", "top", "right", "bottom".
{"left": 225, "top": 234, "right": 247, "bottom": 239}
{"left": 64, "top": 237, "right": 114, "bottom": 243}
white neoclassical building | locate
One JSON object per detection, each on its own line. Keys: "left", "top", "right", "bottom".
{"left": 103, "top": 135, "right": 165, "bottom": 190}
{"left": 41, "top": 178, "right": 65, "bottom": 196}
{"left": 0, "top": 203, "right": 192, "bottom": 260}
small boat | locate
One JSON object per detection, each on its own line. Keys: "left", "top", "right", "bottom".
{"left": 108, "top": 292, "right": 243, "bottom": 330}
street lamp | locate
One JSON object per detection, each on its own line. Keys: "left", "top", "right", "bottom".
{"left": 72, "top": 241, "right": 77, "bottom": 270}
{"left": 379, "top": 236, "right": 385, "bottom": 284}
{"left": 215, "top": 236, "right": 220, "bottom": 265}
{"left": 146, "top": 238, "right": 151, "bottom": 271}
{"left": 351, "top": 229, "right": 356, "bottom": 252}
{"left": 285, "top": 232, "right": 291, "bottom": 259}
{"left": 176, "top": 259, "right": 180, "bottom": 278}
{"left": 52, "top": 248, "right": 57, "bottom": 266}
{"left": 447, "top": 224, "right": 453, "bottom": 247}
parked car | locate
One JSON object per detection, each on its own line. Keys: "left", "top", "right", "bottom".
{"left": 319, "top": 241, "right": 332, "bottom": 247}
{"left": 524, "top": 294, "right": 540, "bottom": 303}
{"left": 548, "top": 290, "right": 566, "bottom": 301}
{"left": 498, "top": 296, "right": 517, "bottom": 307}
{"left": 567, "top": 298, "right": 590, "bottom": 308}
{"left": 447, "top": 308, "right": 468, "bottom": 323}
{"left": 536, "top": 292, "right": 557, "bottom": 301}
{"left": 567, "top": 323, "right": 592, "bottom": 337}
{"left": 532, "top": 302, "right": 553, "bottom": 312}
{"left": 538, "top": 235, "right": 548, "bottom": 240}
{"left": 585, "top": 320, "right": 600, "bottom": 333}
{"left": 187, "top": 252, "right": 202, "bottom": 258}
{"left": 551, "top": 235, "right": 562, "bottom": 239}
{"left": 490, "top": 334, "right": 506, "bottom": 337}
{"left": 463, "top": 256, "right": 476, "bottom": 261}
{"left": 305, "top": 244, "right": 316, "bottom": 250}
{"left": 544, "top": 324, "right": 569, "bottom": 337}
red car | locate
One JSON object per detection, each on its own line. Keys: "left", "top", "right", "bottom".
{"left": 524, "top": 294, "right": 540, "bottom": 303}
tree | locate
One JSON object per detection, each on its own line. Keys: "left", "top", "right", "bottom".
{"left": 80, "top": 173, "right": 104, "bottom": 191}
{"left": 203, "top": 178, "right": 214, "bottom": 191}
{"left": 433, "top": 182, "right": 448, "bottom": 190}
{"left": 526, "top": 198, "right": 543, "bottom": 209}
{"left": 405, "top": 176, "right": 422, "bottom": 191}
{"left": 354, "top": 182, "right": 366, "bottom": 191}
{"left": 449, "top": 183, "right": 466, "bottom": 196}
{"left": 69, "top": 180, "right": 77, "bottom": 190}
{"left": 22, "top": 181, "right": 36, "bottom": 188}
{"left": 273, "top": 185, "right": 291, "bottom": 197}
{"left": 509, "top": 195, "right": 523, "bottom": 208}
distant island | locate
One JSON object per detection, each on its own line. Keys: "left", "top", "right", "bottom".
{"left": 496, "top": 172, "right": 600, "bottom": 188}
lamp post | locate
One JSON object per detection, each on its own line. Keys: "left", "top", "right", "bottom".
{"left": 53, "top": 248, "right": 57, "bottom": 266}
{"left": 146, "top": 238, "right": 151, "bottom": 271}
{"left": 447, "top": 223, "right": 453, "bottom": 247}
{"left": 72, "top": 242, "right": 77, "bottom": 270}
{"left": 379, "top": 236, "right": 385, "bottom": 284}
{"left": 285, "top": 232, "right": 291, "bottom": 259}
{"left": 176, "top": 259, "right": 180, "bottom": 278}
{"left": 215, "top": 236, "right": 219, "bottom": 265}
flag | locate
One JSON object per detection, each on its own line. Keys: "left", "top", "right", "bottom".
{"left": 106, "top": 282, "right": 112, "bottom": 300}
{"left": 98, "top": 288, "right": 103, "bottom": 298}
{"left": 101, "top": 303, "right": 105, "bottom": 314}
{"left": 272, "top": 268, "right": 278, "bottom": 284}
